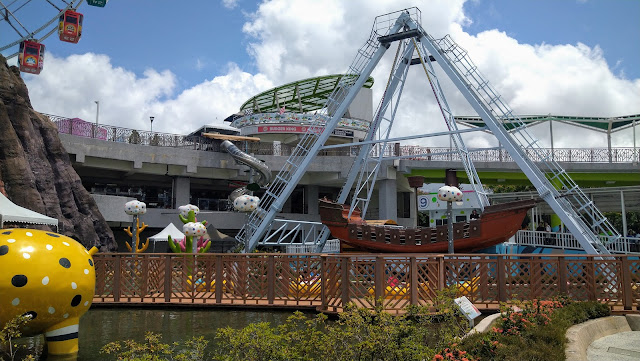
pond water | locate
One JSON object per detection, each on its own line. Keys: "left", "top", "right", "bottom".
{"left": 14, "top": 307, "right": 310, "bottom": 360}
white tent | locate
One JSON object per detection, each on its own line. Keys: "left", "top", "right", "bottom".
{"left": 0, "top": 193, "right": 58, "bottom": 230}
{"left": 148, "top": 223, "right": 184, "bottom": 252}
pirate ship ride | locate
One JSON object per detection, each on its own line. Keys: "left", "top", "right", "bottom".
{"left": 319, "top": 197, "right": 536, "bottom": 253}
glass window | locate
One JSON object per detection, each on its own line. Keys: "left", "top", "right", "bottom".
{"left": 66, "top": 15, "right": 78, "bottom": 24}
{"left": 25, "top": 46, "right": 39, "bottom": 55}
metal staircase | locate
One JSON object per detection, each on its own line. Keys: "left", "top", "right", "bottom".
{"left": 412, "top": 26, "right": 619, "bottom": 255}
{"left": 237, "top": 8, "right": 618, "bottom": 255}
{"left": 235, "top": 11, "right": 414, "bottom": 252}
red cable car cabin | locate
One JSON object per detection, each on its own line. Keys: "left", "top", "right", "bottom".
{"left": 58, "top": 9, "right": 83, "bottom": 43}
{"left": 18, "top": 40, "right": 45, "bottom": 74}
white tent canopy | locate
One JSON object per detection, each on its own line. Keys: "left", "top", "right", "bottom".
{"left": 149, "top": 223, "right": 184, "bottom": 242}
{"left": 148, "top": 223, "right": 184, "bottom": 252}
{"left": 0, "top": 193, "right": 58, "bottom": 230}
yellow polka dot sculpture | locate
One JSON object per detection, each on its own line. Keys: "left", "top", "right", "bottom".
{"left": 0, "top": 228, "right": 98, "bottom": 356}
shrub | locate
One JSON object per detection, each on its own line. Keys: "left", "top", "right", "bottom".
{"left": 0, "top": 315, "right": 37, "bottom": 361}
{"left": 100, "top": 331, "right": 208, "bottom": 361}
{"left": 457, "top": 298, "right": 611, "bottom": 361}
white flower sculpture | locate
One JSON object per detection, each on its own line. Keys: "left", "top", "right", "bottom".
{"left": 179, "top": 204, "right": 199, "bottom": 217}
{"left": 124, "top": 200, "right": 147, "bottom": 215}
{"left": 183, "top": 222, "right": 207, "bottom": 236}
{"left": 437, "top": 185, "right": 463, "bottom": 202}
{"left": 234, "top": 195, "right": 260, "bottom": 212}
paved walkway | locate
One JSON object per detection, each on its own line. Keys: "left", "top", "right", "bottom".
{"left": 587, "top": 331, "right": 640, "bottom": 361}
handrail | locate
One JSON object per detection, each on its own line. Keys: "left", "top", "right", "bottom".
{"left": 514, "top": 230, "right": 640, "bottom": 254}
{"left": 92, "top": 253, "right": 640, "bottom": 314}
{"left": 47, "top": 114, "right": 640, "bottom": 163}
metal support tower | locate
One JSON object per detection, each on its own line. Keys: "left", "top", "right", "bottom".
{"left": 239, "top": 8, "right": 618, "bottom": 255}
{"left": 236, "top": 11, "right": 413, "bottom": 252}
{"left": 408, "top": 22, "right": 618, "bottom": 255}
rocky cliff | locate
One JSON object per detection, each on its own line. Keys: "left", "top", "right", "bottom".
{"left": 0, "top": 54, "right": 116, "bottom": 251}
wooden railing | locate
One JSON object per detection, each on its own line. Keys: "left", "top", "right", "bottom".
{"left": 93, "top": 253, "right": 640, "bottom": 314}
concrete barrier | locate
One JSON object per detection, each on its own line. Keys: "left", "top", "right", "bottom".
{"left": 565, "top": 316, "right": 634, "bottom": 361}
{"left": 467, "top": 312, "right": 501, "bottom": 335}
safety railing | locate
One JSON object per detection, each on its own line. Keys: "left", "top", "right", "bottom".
{"left": 514, "top": 230, "right": 640, "bottom": 254}
{"left": 93, "top": 253, "right": 640, "bottom": 314}
{"left": 48, "top": 114, "right": 639, "bottom": 163}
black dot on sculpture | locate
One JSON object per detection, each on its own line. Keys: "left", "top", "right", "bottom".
{"left": 46, "top": 233, "right": 60, "bottom": 238}
{"left": 0, "top": 245, "right": 8, "bottom": 256}
{"left": 23, "top": 311, "right": 37, "bottom": 320}
{"left": 71, "top": 295, "right": 82, "bottom": 307}
{"left": 59, "top": 258, "right": 71, "bottom": 268}
{"left": 88, "top": 259, "right": 93, "bottom": 267}
{"left": 1, "top": 231, "right": 11, "bottom": 235}
{"left": 11, "top": 275, "right": 28, "bottom": 287}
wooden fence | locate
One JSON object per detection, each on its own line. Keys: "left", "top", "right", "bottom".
{"left": 93, "top": 253, "right": 640, "bottom": 314}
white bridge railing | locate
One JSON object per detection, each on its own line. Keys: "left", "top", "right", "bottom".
{"left": 513, "top": 230, "right": 640, "bottom": 254}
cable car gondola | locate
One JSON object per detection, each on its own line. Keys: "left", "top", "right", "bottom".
{"left": 86, "top": 0, "right": 108, "bottom": 7}
{"left": 58, "top": 9, "right": 83, "bottom": 43}
{"left": 18, "top": 40, "right": 45, "bottom": 74}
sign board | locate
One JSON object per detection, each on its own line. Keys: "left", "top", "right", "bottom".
{"left": 257, "top": 125, "right": 354, "bottom": 138}
{"left": 454, "top": 296, "right": 481, "bottom": 321}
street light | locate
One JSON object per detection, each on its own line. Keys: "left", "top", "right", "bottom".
{"left": 93, "top": 101, "right": 99, "bottom": 138}
{"left": 94, "top": 101, "right": 99, "bottom": 126}
{"left": 150, "top": 116, "right": 154, "bottom": 133}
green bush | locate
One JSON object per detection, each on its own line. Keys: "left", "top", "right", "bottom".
{"left": 457, "top": 299, "right": 610, "bottom": 361}
{"left": 0, "top": 315, "right": 37, "bottom": 361}
{"left": 99, "top": 294, "right": 611, "bottom": 361}
{"left": 101, "top": 332, "right": 208, "bottom": 361}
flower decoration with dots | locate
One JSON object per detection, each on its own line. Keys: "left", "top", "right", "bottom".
{"left": 168, "top": 204, "right": 211, "bottom": 253}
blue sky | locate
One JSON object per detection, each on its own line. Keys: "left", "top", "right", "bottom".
{"left": 1, "top": 0, "right": 638, "bottom": 147}
{"left": 463, "top": 0, "right": 639, "bottom": 80}
{"left": 3, "top": 0, "right": 637, "bottom": 90}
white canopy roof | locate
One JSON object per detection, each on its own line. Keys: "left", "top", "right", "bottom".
{"left": 148, "top": 223, "right": 184, "bottom": 242}
{"left": 0, "top": 193, "right": 58, "bottom": 229}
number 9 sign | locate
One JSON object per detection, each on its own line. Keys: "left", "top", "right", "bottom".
{"left": 418, "top": 195, "right": 429, "bottom": 210}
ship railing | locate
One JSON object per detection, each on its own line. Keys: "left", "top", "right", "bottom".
{"left": 285, "top": 239, "right": 341, "bottom": 254}
{"left": 514, "top": 230, "right": 640, "bottom": 253}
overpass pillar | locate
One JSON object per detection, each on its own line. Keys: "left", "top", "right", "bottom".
{"left": 306, "top": 185, "right": 319, "bottom": 215}
{"left": 174, "top": 177, "right": 191, "bottom": 207}
{"left": 378, "top": 179, "right": 397, "bottom": 221}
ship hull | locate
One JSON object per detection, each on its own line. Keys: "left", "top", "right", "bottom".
{"left": 319, "top": 199, "right": 537, "bottom": 253}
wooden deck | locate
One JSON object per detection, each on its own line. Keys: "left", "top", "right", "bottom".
{"left": 92, "top": 253, "right": 640, "bottom": 315}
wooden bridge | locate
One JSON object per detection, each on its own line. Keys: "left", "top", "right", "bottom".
{"left": 92, "top": 253, "right": 640, "bottom": 314}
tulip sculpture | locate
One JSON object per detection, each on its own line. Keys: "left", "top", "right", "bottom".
{"left": 124, "top": 200, "right": 149, "bottom": 253}
{"left": 168, "top": 204, "right": 211, "bottom": 254}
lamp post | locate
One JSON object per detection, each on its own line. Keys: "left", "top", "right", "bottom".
{"left": 150, "top": 116, "right": 154, "bottom": 133}
{"left": 94, "top": 101, "right": 99, "bottom": 126}
{"left": 93, "top": 100, "right": 99, "bottom": 138}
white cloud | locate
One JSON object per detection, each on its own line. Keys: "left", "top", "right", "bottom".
{"left": 25, "top": 55, "right": 270, "bottom": 134}
{"left": 22, "top": 0, "right": 640, "bottom": 150}
{"left": 222, "top": 0, "right": 239, "bottom": 10}
{"left": 25, "top": 53, "right": 176, "bottom": 131}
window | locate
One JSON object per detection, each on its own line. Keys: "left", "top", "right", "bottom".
{"left": 25, "top": 46, "right": 39, "bottom": 55}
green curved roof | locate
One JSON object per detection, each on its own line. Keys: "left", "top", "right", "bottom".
{"left": 240, "top": 74, "right": 374, "bottom": 114}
